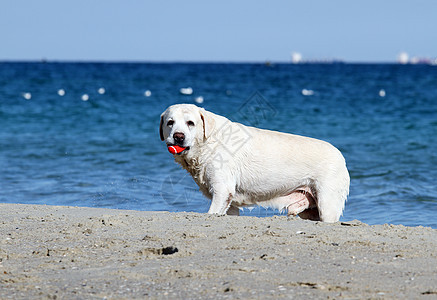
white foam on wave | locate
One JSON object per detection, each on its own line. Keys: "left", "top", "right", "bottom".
{"left": 302, "top": 89, "right": 314, "bottom": 96}
{"left": 22, "top": 92, "right": 32, "bottom": 100}
{"left": 81, "top": 94, "right": 89, "bottom": 101}
{"left": 180, "top": 87, "right": 193, "bottom": 95}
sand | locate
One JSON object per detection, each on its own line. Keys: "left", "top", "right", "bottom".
{"left": 0, "top": 203, "right": 436, "bottom": 299}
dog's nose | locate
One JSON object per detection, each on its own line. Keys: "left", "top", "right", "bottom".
{"left": 173, "top": 132, "right": 185, "bottom": 145}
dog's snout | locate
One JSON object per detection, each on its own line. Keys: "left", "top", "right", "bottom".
{"left": 173, "top": 132, "right": 185, "bottom": 145}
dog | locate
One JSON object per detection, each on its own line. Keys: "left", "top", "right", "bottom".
{"left": 160, "top": 104, "right": 350, "bottom": 222}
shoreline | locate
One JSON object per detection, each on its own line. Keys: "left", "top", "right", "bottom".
{"left": 1, "top": 203, "right": 436, "bottom": 299}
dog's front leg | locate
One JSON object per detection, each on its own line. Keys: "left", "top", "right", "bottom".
{"left": 208, "top": 187, "right": 233, "bottom": 215}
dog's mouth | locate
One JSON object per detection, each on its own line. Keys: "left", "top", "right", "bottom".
{"left": 167, "top": 144, "right": 190, "bottom": 155}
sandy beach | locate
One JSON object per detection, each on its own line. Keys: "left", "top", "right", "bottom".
{"left": 0, "top": 203, "right": 436, "bottom": 299}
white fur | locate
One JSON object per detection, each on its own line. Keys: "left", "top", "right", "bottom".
{"left": 160, "top": 104, "right": 350, "bottom": 222}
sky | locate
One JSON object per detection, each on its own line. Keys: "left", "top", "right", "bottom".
{"left": 1, "top": 0, "right": 436, "bottom": 62}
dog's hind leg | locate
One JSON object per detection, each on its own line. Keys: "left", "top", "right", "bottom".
{"left": 315, "top": 167, "right": 349, "bottom": 222}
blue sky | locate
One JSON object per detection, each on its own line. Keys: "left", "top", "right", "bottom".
{"left": 1, "top": 0, "right": 436, "bottom": 62}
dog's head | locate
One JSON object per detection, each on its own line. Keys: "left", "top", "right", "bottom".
{"left": 159, "top": 104, "right": 215, "bottom": 155}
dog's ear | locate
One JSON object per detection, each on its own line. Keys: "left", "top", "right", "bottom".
{"left": 159, "top": 114, "right": 165, "bottom": 141}
{"left": 200, "top": 108, "right": 215, "bottom": 140}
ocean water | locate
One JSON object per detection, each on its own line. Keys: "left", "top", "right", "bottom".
{"left": 1, "top": 62, "right": 436, "bottom": 228}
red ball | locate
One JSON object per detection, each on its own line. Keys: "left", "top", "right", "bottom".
{"left": 168, "top": 145, "right": 186, "bottom": 154}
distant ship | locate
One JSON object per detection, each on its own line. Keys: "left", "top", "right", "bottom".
{"left": 290, "top": 52, "right": 344, "bottom": 64}
{"left": 397, "top": 52, "right": 437, "bottom": 65}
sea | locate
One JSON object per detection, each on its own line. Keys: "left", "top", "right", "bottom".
{"left": 1, "top": 62, "right": 436, "bottom": 228}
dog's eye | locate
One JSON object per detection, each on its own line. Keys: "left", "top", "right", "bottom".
{"left": 187, "top": 121, "right": 195, "bottom": 127}
{"left": 167, "top": 120, "right": 174, "bottom": 127}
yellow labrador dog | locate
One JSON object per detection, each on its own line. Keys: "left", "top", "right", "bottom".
{"left": 160, "top": 104, "right": 350, "bottom": 222}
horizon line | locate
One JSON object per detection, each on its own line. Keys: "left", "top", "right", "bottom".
{"left": 0, "top": 58, "right": 413, "bottom": 65}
